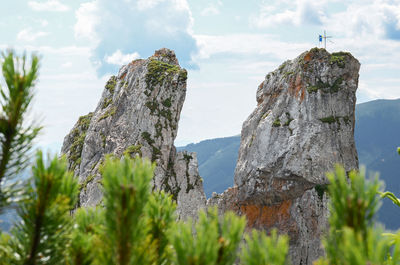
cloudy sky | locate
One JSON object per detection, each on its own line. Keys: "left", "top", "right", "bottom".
{"left": 1, "top": 0, "right": 400, "bottom": 150}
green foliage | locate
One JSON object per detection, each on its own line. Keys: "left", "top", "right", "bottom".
{"left": 172, "top": 208, "right": 246, "bottom": 265}
{"left": 0, "top": 152, "right": 291, "bottom": 265}
{"left": 380, "top": 191, "right": 400, "bottom": 208}
{"left": 315, "top": 165, "right": 398, "bottom": 265}
{"left": 146, "top": 191, "right": 176, "bottom": 265}
{"left": 307, "top": 77, "right": 343, "bottom": 94}
{"left": 79, "top": 174, "right": 95, "bottom": 192}
{"left": 67, "top": 113, "right": 93, "bottom": 170}
{"left": 283, "top": 113, "right": 293, "bottom": 126}
{"left": 0, "top": 51, "right": 42, "bottom": 208}
{"left": 123, "top": 144, "right": 142, "bottom": 157}
{"left": 96, "top": 155, "right": 155, "bottom": 265}
{"left": 105, "top": 76, "right": 117, "bottom": 93}
{"left": 319, "top": 116, "right": 338, "bottom": 124}
{"left": 98, "top": 106, "right": 116, "bottom": 121}
{"left": 272, "top": 118, "right": 281, "bottom": 127}
{"left": 327, "top": 166, "right": 381, "bottom": 233}
{"left": 145, "top": 59, "right": 181, "bottom": 88}
{"left": 330, "top": 52, "right": 350, "bottom": 68}
{"left": 3, "top": 151, "right": 78, "bottom": 265}
{"left": 241, "top": 229, "right": 289, "bottom": 265}
{"left": 162, "top": 98, "right": 172, "bottom": 108}
{"left": 306, "top": 85, "right": 318, "bottom": 93}
{"left": 67, "top": 207, "right": 104, "bottom": 265}
{"left": 314, "top": 184, "right": 328, "bottom": 200}
{"left": 102, "top": 97, "right": 113, "bottom": 109}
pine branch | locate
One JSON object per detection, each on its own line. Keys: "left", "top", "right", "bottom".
{"left": 0, "top": 50, "right": 41, "bottom": 210}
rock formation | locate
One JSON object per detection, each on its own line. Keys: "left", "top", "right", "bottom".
{"left": 208, "top": 48, "right": 360, "bottom": 264}
{"left": 61, "top": 48, "right": 206, "bottom": 219}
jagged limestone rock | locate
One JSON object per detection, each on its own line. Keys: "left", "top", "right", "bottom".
{"left": 208, "top": 48, "right": 360, "bottom": 264}
{"left": 61, "top": 48, "right": 206, "bottom": 219}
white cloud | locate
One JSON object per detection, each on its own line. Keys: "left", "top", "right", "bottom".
{"left": 194, "top": 34, "right": 311, "bottom": 61}
{"left": 74, "top": 0, "right": 199, "bottom": 76}
{"left": 17, "top": 28, "right": 49, "bottom": 42}
{"left": 74, "top": 1, "right": 99, "bottom": 43}
{"left": 201, "top": 1, "right": 223, "bottom": 16}
{"left": 40, "top": 19, "right": 49, "bottom": 27}
{"left": 28, "top": 0, "right": 70, "bottom": 12}
{"left": 137, "top": 0, "right": 164, "bottom": 10}
{"left": 61, "top": 61, "right": 72, "bottom": 68}
{"left": 251, "top": 0, "right": 326, "bottom": 28}
{"left": 104, "top": 50, "right": 140, "bottom": 65}
{"left": 325, "top": 0, "right": 400, "bottom": 41}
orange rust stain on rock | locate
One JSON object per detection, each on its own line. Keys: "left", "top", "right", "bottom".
{"left": 294, "top": 74, "right": 303, "bottom": 97}
{"left": 240, "top": 200, "right": 292, "bottom": 229}
{"left": 240, "top": 204, "right": 261, "bottom": 228}
{"left": 300, "top": 87, "right": 305, "bottom": 101}
{"left": 129, "top": 59, "right": 144, "bottom": 67}
{"left": 303, "top": 52, "right": 312, "bottom": 62}
{"left": 287, "top": 74, "right": 306, "bottom": 103}
{"left": 258, "top": 81, "right": 264, "bottom": 90}
{"left": 120, "top": 72, "right": 127, "bottom": 79}
{"left": 257, "top": 95, "right": 265, "bottom": 106}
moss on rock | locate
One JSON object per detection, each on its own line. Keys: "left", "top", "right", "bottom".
{"left": 124, "top": 144, "right": 142, "bottom": 157}
{"left": 272, "top": 118, "right": 281, "bottom": 127}
{"left": 330, "top": 52, "right": 350, "bottom": 68}
{"left": 98, "top": 107, "right": 116, "bottom": 121}
{"left": 105, "top": 76, "right": 117, "bottom": 93}
{"left": 67, "top": 112, "right": 93, "bottom": 170}
{"left": 145, "top": 59, "right": 181, "bottom": 88}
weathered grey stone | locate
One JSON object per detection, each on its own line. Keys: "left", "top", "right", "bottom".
{"left": 61, "top": 48, "right": 206, "bottom": 218}
{"left": 208, "top": 48, "right": 360, "bottom": 264}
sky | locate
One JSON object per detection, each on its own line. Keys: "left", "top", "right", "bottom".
{"left": 0, "top": 0, "right": 400, "bottom": 151}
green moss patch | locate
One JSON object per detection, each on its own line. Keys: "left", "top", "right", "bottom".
{"left": 67, "top": 113, "right": 93, "bottom": 170}
{"left": 314, "top": 184, "right": 329, "bottom": 200}
{"left": 178, "top": 70, "right": 187, "bottom": 82}
{"left": 320, "top": 116, "right": 339, "bottom": 124}
{"left": 284, "top": 112, "right": 294, "bottom": 126}
{"left": 272, "top": 118, "right": 281, "bottom": 127}
{"left": 307, "top": 77, "right": 344, "bottom": 94}
{"left": 105, "top": 76, "right": 117, "bottom": 93}
{"left": 283, "top": 71, "right": 294, "bottom": 78}
{"left": 79, "top": 175, "right": 96, "bottom": 193}
{"left": 307, "top": 85, "right": 318, "bottom": 93}
{"left": 330, "top": 52, "right": 350, "bottom": 68}
{"left": 77, "top": 113, "right": 93, "bottom": 131}
{"left": 141, "top": 131, "right": 155, "bottom": 145}
{"left": 102, "top": 97, "right": 113, "bottom": 109}
{"left": 162, "top": 98, "right": 172, "bottom": 108}
{"left": 145, "top": 59, "right": 181, "bottom": 88}
{"left": 320, "top": 115, "right": 351, "bottom": 126}
{"left": 98, "top": 107, "right": 116, "bottom": 122}
{"left": 124, "top": 144, "right": 142, "bottom": 157}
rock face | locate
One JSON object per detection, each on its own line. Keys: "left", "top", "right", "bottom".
{"left": 208, "top": 48, "right": 360, "bottom": 264}
{"left": 61, "top": 48, "right": 206, "bottom": 219}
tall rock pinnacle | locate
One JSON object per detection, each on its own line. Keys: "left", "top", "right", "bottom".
{"left": 208, "top": 48, "right": 360, "bottom": 264}
{"left": 61, "top": 48, "right": 206, "bottom": 219}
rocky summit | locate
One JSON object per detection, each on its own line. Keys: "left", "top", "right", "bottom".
{"left": 61, "top": 48, "right": 206, "bottom": 219}
{"left": 208, "top": 48, "right": 360, "bottom": 264}
{"left": 62, "top": 47, "right": 361, "bottom": 263}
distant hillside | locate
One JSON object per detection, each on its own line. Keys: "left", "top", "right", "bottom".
{"left": 178, "top": 98, "right": 400, "bottom": 230}
{"left": 177, "top": 136, "right": 240, "bottom": 196}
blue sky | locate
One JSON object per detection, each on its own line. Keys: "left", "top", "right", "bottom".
{"left": 1, "top": 0, "right": 400, "bottom": 150}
